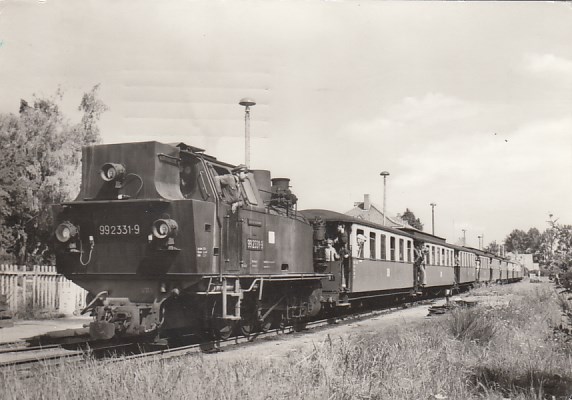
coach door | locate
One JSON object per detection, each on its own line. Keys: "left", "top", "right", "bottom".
{"left": 454, "top": 250, "right": 460, "bottom": 285}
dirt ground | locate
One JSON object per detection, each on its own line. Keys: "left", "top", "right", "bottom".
{"left": 0, "top": 316, "right": 92, "bottom": 344}
{"left": 208, "top": 298, "right": 448, "bottom": 363}
{"left": 207, "top": 280, "right": 543, "bottom": 363}
{"left": 0, "top": 280, "right": 537, "bottom": 354}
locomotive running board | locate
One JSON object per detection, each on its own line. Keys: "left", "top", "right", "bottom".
{"left": 63, "top": 199, "right": 171, "bottom": 205}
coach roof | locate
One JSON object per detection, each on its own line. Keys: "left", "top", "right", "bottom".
{"left": 300, "top": 209, "right": 415, "bottom": 239}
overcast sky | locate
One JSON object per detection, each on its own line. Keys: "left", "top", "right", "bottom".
{"left": 1, "top": 0, "right": 570, "bottom": 247}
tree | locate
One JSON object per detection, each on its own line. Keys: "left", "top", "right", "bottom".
{"left": 525, "top": 227, "right": 543, "bottom": 253}
{"left": 541, "top": 216, "right": 572, "bottom": 273}
{"left": 484, "top": 240, "right": 500, "bottom": 254}
{"left": 503, "top": 228, "right": 543, "bottom": 254}
{"left": 77, "top": 84, "right": 108, "bottom": 145}
{"left": 401, "top": 208, "right": 423, "bottom": 231}
{"left": 0, "top": 86, "right": 106, "bottom": 264}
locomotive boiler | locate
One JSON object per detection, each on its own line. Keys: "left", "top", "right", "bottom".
{"left": 52, "top": 141, "right": 325, "bottom": 340}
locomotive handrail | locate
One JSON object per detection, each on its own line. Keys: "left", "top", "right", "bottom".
{"left": 66, "top": 199, "right": 171, "bottom": 205}
{"left": 198, "top": 171, "right": 211, "bottom": 200}
{"left": 157, "top": 153, "right": 181, "bottom": 165}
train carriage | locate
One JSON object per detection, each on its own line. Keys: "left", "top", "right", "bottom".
{"left": 452, "top": 247, "right": 478, "bottom": 288}
{"left": 465, "top": 247, "right": 492, "bottom": 284}
{"left": 301, "top": 210, "right": 417, "bottom": 304}
{"left": 499, "top": 259, "right": 509, "bottom": 283}
{"left": 490, "top": 256, "right": 502, "bottom": 282}
{"left": 399, "top": 228, "right": 457, "bottom": 293}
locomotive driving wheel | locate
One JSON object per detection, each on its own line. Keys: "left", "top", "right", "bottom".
{"left": 259, "top": 313, "right": 273, "bottom": 333}
{"left": 239, "top": 315, "right": 257, "bottom": 337}
{"left": 208, "top": 300, "right": 235, "bottom": 340}
{"left": 212, "top": 318, "right": 235, "bottom": 340}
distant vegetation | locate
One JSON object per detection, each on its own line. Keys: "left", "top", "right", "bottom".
{"left": 2, "top": 282, "right": 571, "bottom": 399}
{"left": 401, "top": 208, "right": 424, "bottom": 230}
{"left": 498, "top": 217, "right": 572, "bottom": 275}
{"left": 0, "top": 85, "right": 107, "bottom": 264}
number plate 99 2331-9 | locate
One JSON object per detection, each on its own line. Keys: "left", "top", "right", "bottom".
{"left": 98, "top": 224, "right": 141, "bottom": 236}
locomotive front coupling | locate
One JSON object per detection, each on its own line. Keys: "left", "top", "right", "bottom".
{"left": 89, "top": 295, "right": 171, "bottom": 340}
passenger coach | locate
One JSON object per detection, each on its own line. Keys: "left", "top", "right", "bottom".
{"left": 301, "top": 209, "right": 416, "bottom": 305}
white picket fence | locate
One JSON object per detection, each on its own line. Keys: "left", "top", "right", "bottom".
{"left": 0, "top": 265, "right": 87, "bottom": 316}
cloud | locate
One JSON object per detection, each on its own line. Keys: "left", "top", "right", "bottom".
{"left": 524, "top": 53, "right": 572, "bottom": 76}
{"left": 386, "top": 93, "right": 480, "bottom": 125}
{"left": 345, "top": 92, "right": 480, "bottom": 142}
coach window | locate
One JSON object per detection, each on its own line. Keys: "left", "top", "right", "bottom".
{"left": 407, "top": 240, "right": 412, "bottom": 262}
{"left": 441, "top": 249, "right": 445, "bottom": 266}
{"left": 356, "top": 229, "right": 365, "bottom": 258}
{"left": 431, "top": 246, "right": 435, "bottom": 265}
{"left": 390, "top": 237, "right": 396, "bottom": 261}
{"left": 370, "top": 232, "right": 376, "bottom": 260}
{"left": 436, "top": 247, "right": 440, "bottom": 265}
{"left": 379, "top": 234, "right": 387, "bottom": 260}
{"left": 399, "top": 239, "right": 404, "bottom": 261}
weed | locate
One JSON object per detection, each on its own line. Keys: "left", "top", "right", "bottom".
{"left": 446, "top": 306, "right": 497, "bottom": 344}
{"left": 2, "top": 281, "right": 572, "bottom": 400}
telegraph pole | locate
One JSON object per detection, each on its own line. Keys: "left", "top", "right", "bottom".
{"left": 380, "top": 171, "right": 390, "bottom": 226}
{"left": 430, "top": 203, "right": 436, "bottom": 235}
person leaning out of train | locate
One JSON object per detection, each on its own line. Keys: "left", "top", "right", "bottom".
{"left": 214, "top": 164, "right": 248, "bottom": 213}
{"left": 334, "top": 224, "right": 350, "bottom": 259}
{"left": 413, "top": 246, "right": 428, "bottom": 287}
{"left": 356, "top": 234, "right": 367, "bottom": 258}
{"left": 325, "top": 239, "right": 340, "bottom": 262}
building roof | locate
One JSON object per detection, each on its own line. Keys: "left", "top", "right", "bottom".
{"left": 345, "top": 201, "right": 411, "bottom": 228}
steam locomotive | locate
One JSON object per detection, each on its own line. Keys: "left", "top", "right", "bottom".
{"left": 52, "top": 141, "right": 522, "bottom": 341}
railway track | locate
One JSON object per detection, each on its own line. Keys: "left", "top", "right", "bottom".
{"left": 0, "top": 298, "right": 440, "bottom": 374}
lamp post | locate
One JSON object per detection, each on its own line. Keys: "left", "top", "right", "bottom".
{"left": 478, "top": 235, "right": 482, "bottom": 250}
{"left": 462, "top": 229, "right": 467, "bottom": 246}
{"left": 430, "top": 203, "right": 436, "bottom": 235}
{"left": 239, "top": 98, "right": 256, "bottom": 168}
{"left": 380, "top": 171, "right": 390, "bottom": 226}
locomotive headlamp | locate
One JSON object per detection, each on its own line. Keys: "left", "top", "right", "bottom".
{"left": 100, "top": 163, "right": 126, "bottom": 183}
{"left": 152, "top": 219, "right": 178, "bottom": 239}
{"left": 55, "top": 221, "right": 78, "bottom": 243}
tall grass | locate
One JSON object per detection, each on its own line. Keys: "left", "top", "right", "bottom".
{"left": 2, "top": 282, "right": 572, "bottom": 400}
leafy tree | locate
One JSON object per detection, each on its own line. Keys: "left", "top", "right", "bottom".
{"left": 542, "top": 216, "right": 572, "bottom": 273}
{"left": 504, "top": 228, "right": 543, "bottom": 254}
{"left": 77, "top": 84, "right": 108, "bottom": 145}
{"left": 401, "top": 208, "right": 423, "bottom": 231}
{"left": 484, "top": 240, "right": 500, "bottom": 254}
{"left": 504, "top": 229, "right": 528, "bottom": 253}
{"left": 526, "top": 227, "right": 543, "bottom": 253}
{"left": 0, "top": 86, "right": 106, "bottom": 264}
